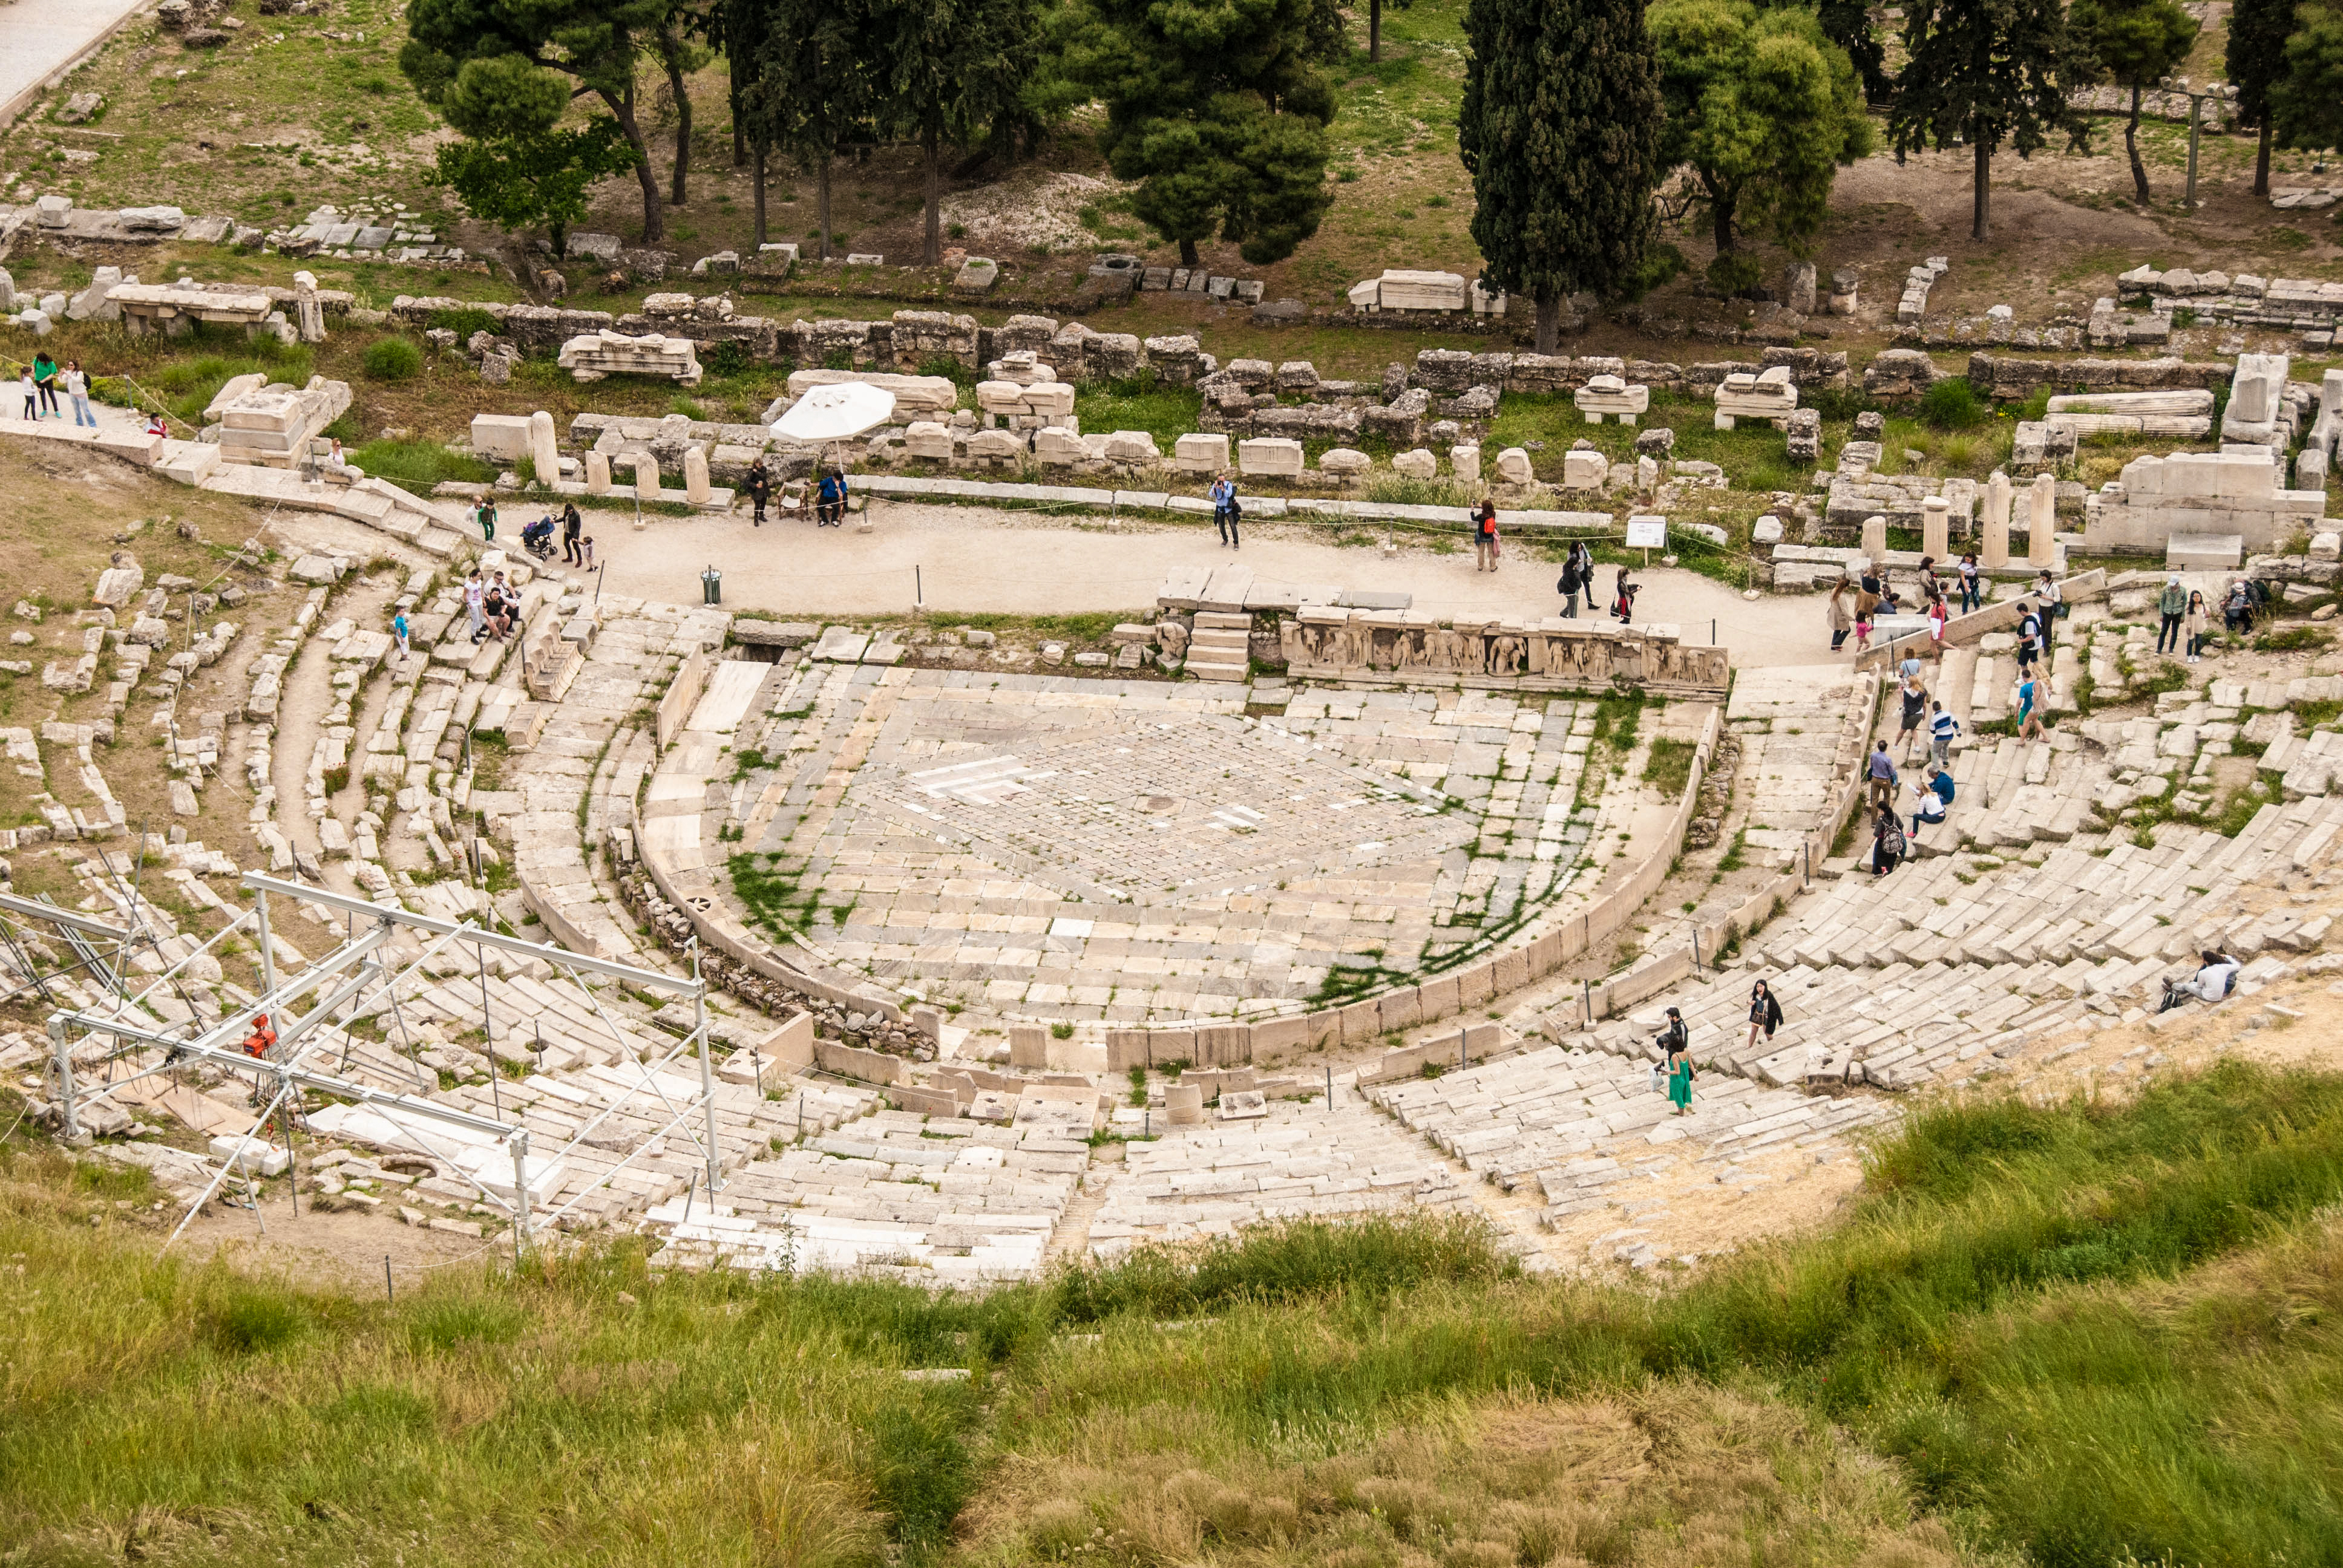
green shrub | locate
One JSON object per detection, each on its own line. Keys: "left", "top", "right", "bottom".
{"left": 427, "top": 306, "right": 497, "bottom": 341}
{"left": 701, "top": 339, "right": 752, "bottom": 379}
{"left": 364, "top": 336, "right": 424, "bottom": 381}
{"left": 1919, "top": 376, "right": 1986, "bottom": 429}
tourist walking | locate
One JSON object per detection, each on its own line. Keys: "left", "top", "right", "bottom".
{"left": 561, "top": 503, "right": 583, "bottom": 566}
{"left": 2035, "top": 569, "right": 2062, "bottom": 650}
{"left": 1472, "top": 500, "right": 1501, "bottom": 572}
{"left": 63, "top": 361, "right": 95, "bottom": 428}
{"left": 2016, "top": 669, "right": 2044, "bottom": 740}
{"left": 1827, "top": 578, "right": 1852, "bottom": 652}
{"left": 1558, "top": 550, "right": 1585, "bottom": 618}
{"left": 2014, "top": 600, "right": 2041, "bottom": 677}
{"left": 1666, "top": 1047, "right": 1694, "bottom": 1116}
{"left": 1871, "top": 805, "right": 1907, "bottom": 875}
{"left": 1898, "top": 673, "right": 1929, "bottom": 761}
{"left": 2184, "top": 589, "right": 2210, "bottom": 664}
{"left": 31, "top": 351, "right": 60, "bottom": 418}
{"left": 1926, "top": 592, "right": 1949, "bottom": 653}
{"left": 17, "top": 366, "right": 33, "bottom": 420}
{"left": 1958, "top": 553, "right": 1982, "bottom": 614}
{"left": 1917, "top": 555, "right": 1942, "bottom": 606}
{"left": 1928, "top": 701, "right": 1961, "bottom": 768}
{"left": 744, "top": 457, "right": 770, "bottom": 526}
{"left": 1910, "top": 765, "right": 1954, "bottom": 837}
{"left": 2157, "top": 573, "right": 2188, "bottom": 655}
{"left": 1611, "top": 567, "right": 1638, "bottom": 625}
{"left": 1208, "top": 472, "right": 1238, "bottom": 547}
{"left": 1743, "top": 981, "right": 1782, "bottom": 1054}
{"left": 1566, "top": 542, "right": 1593, "bottom": 616}
{"left": 1866, "top": 740, "right": 1898, "bottom": 811}
{"left": 464, "top": 570, "right": 487, "bottom": 643}
{"left": 392, "top": 609, "right": 410, "bottom": 663}
{"left": 476, "top": 498, "right": 497, "bottom": 543}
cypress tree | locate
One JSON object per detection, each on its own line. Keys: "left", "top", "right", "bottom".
{"left": 1458, "top": 0, "right": 1663, "bottom": 353}
{"left": 1887, "top": 0, "right": 2096, "bottom": 242}
{"left": 2229, "top": 0, "right": 2298, "bottom": 195}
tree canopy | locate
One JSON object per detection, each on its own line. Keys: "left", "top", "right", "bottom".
{"left": 402, "top": 0, "right": 677, "bottom": 241}
{"left": 1649, "top": 0, "right": 1872, "bottom": 294}
{"left": 1887, "top": 0, "right": 2096, "bottom": 240}
{"left": 1050, "top": 0, "right": 1339, "bottom": 267}
{"left": 2230, "top": 0, "right": 2298, "bottom": 192}
{"left": 2071, "top": 0, "right": 2198, "bottom": 204}
{"left": 1459, "top": 0, "right": 1665, "bottom": 350}
{"left": 2274, "top": 1, "right": 2343, "bottom": 157}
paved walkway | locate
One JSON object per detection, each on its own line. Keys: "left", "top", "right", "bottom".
{"left": 565, "top": 499, "right": 1831, "bottom": 667}
{"left": 0, "top": 0, "right": 148, "bottom": 125}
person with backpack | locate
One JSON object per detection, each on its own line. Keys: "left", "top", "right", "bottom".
{"left": 1958, "top": 552, "right": 1982, "bottom": 615}
{"left": 1558, "top": 551, "right": 1584, "bottom": 618}
{"left": 1472, "top": 501, "right": 1501, "bottom": 572}
{"left": 2159, "top": 949, "right": 2241, "bottom": 1011}
{"left": 1743, "top": 981, "right": 1783, "bottom": 1054}
{"left": 1209, "top": 471, "right": 1237, "bottom": 547}
{"left": 1871, "top": 805, "right": 1907, "bottom": 875}
{"left": 2014, "top": 601, "right": 2040, "bottom": 676}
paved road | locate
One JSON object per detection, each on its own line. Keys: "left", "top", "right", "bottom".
{"left": 0, "top": 0, "right": 148, "bottom": 126}
{"left": 553, "top": 498, "right": 1833, "bottom": 667}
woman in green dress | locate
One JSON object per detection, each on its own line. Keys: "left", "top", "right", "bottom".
{"left": 1666, "top": 1047, "right": 1693, "bottom": 1115}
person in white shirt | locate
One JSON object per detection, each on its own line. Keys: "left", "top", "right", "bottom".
{"left": 63, "top": 361, "right": 96, "bottom": 428}
{"left": 2160, "top": 950, "right": 2241, "bottom": 1011}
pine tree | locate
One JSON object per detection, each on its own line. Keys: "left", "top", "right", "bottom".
{"left": 867, "top": 0, "right": 1045, "bottom": 267}
{"left": 732, "top": 0, "right": 882, "bottom": 261}
{"left": 1052, "top": 0, "right": 1338, "bottom": 267}
{"left": 2072, "top": 0, "right": 2198, "bottom": 205}
{"left": 2231, "top": 0, "right": 2300, "bottom": 194}
{"left": 402, "top": 0, "right": 681, "bottom": 243}
{"left": 1458, "top": 0, "right": 1664, "bottom": 351}
{"left": 1887, "top": 0, "right": 2097, "bottom": 241}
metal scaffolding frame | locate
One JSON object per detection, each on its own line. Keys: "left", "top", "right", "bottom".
{"left": 0, "top": 889, "right": 141, "bottom": 1004}
{"left": 46, "top": 872, "right": 717, "bottom": 1254}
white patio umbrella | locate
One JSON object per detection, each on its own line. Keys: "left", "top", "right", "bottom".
{"left": 773, "top": 381, "right": 897, "bottom": 518}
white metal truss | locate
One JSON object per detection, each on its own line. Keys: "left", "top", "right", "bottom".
{"left": 46, "top": 872, "right": 722, "bottom": 1255}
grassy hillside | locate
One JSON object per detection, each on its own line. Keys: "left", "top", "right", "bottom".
{"left": 4, "top": 1061, "right": 2342, "bottom": 1568}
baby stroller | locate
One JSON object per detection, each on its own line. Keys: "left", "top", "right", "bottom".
{"left": 520, "top": 514, "right": 558, "bottom": 561}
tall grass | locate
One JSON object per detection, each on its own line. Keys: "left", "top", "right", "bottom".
{"left": 7, "top": 1064, "right": 2343, "bottom": 1568}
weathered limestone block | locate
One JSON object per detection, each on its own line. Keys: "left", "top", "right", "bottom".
{"left": 1175, "top": 433, "right": 1230, "bottom": 472}
{"left": 787, "top": 368, "right": 958, "bottom": 416}
{"left": 1494, "top": 448, "right": 1535, "bottom": 485}
{"left": 1573, "top": 374, "right": 1647, "bottom": 425}
{"left": 558, "top": 330, "right": 702, "bottom": 385}
{"left": 1391, "top": 448, "right": 1437, "bottom": 480}
{"left": 1713, "top": 365, "right": 1798, "bottom": 430}
{"left": 1237, "top": 437, "right": 1304, "bottom": 478}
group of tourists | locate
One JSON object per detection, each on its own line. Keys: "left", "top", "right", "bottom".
{"left": 742, "top": 458, "right": 851, "bottom": 527}
{"left": 16, "top": 352, "right": 99, "bottom": 428}
{"left": 1648, "top": 981, "right": 1788, "bottom": 1113}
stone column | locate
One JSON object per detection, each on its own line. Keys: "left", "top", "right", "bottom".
{"left": 1921, "top": 495, "right": 1950, "bottom": 561}
{"left": 528, "top": 410, "right": 559, "bottom": 487}
{"left": 585, "top": 452, "right": 611, "bottom": 495}
{"left": 291, "top": 269, "right": 326, "bottom": 343}
{"left": 1860, "top": 513, "right": 1887, "bottom": 564}
{"left": 683, "top": 446, "right": 711, "bottom": 505}
{"left": 634, "top": 452, "right": 661, "bottom": 501}
{"left": 2028, "top": 473, "right": 2057, "bottom": 567}
{"left": 1982, "top": 471, "right": 2012, "bottom": 569}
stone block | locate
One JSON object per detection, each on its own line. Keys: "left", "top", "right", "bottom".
{"left": 1237, "top": 437, "right": 1303, "bottom": 478}
{"left": 1494, "top": 447, "right": 1534, "bottom": 484}
{"left": 1174, "top": 432, "right": 1230, "bottom": 472}
{"left": 1391, "top": 448, "right": 1437, "bottom": 480}
{"left": 1561, "top": 449, "right": 1608, "bottom": 490}
{"left": 1450, "top": 445, "right": 1481, "bottom": 482}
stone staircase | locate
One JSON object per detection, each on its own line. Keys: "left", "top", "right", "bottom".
{"left": 1185, "top": 610, "right": 1251, "bottom": 682}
